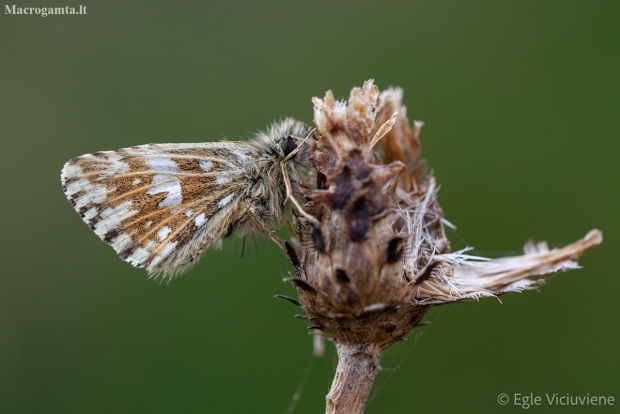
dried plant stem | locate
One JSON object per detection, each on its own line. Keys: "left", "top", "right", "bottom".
{"left": 326, "top": 343, "right": 383, "bottom": 414}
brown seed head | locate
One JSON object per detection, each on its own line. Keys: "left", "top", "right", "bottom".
{"left": 283, "top": 80, "right": 602, "bottom": 351}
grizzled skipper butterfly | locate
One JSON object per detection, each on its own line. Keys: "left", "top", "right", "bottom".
{"left": 61, "top": 118, "right": 314, "bottom": 280}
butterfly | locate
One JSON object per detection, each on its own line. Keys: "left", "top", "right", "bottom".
{"left": 61, "top": 118, "right": 314, "bottom": 280}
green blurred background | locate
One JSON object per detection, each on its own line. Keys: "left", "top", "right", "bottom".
{"left": 1, "top": 1, "right": 618, "bottom": 413}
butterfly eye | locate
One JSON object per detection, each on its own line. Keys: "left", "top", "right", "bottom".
{"left": 280, "top": 135, "right": 298, "bottom": 157}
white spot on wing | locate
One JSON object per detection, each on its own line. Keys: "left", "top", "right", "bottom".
{"left": 145, "top": 221, "right": 153, "bottom": 228}
{"left": 218, "top": 193, "right": 235, "bottom": 207}
{"left": 65, "top": 178, "right": 92, "bottom": 195}
{"left": 128, "top": 240, "right": 159, "bottom": 268}
{"left": 84, "top": 207, "right": 98, "bottom": 220}
{"left": 199, "top": 160, "right": 213, "bottom": 171}
{"left": 127, "top": 247, "right": 150, "bottom": 266}
{"left": 184, "top": 209, "right": 194, "bottom": 217}
{"left": 216, "top": 175, "right": 232, "bottom": 185}
{"left": 147, "top": 174, "right": 183, "bottom": 208}
{"left": 127, "top": 240, "right": 154, "bottom": 266}
{"left": 132, "top": 178, "right": 141, "bottom": 185}
{"left": 194, "top": 213, "right": 207, "bottom": 227}
{"left": 62, "top": 163, "right": 82, "bottom": 179}
{"left": 101, "top": 161, "right": 129, "bottom": 178}
{"left": 94, "top": 201, "right": 138, "bottom": 237}
{"left": 65, "top": 178, "right": 114, "bottom": 209}
{"left": 146, "top": 157, "right": 177, "bottom": 172}
{"left": 105, "top": 152, "right": 123, "bottom": 162}
{"left": 157, "top": 226, "right": 171, "bottom": 240}
{"left": 233, "top": 151, "right": 248, "bottom": 161}
{"left": 234, "top": 146, "right": 252, "bottom": 154}
{"left": 149, "top": 241, "right": 178, "bottom": 269}
{"left": 111, "top": 233, "right": 132, "bottom": 251}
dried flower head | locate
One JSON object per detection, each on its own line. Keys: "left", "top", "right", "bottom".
{"left": 275, "top": 80, "right": 601, "bottom": 414}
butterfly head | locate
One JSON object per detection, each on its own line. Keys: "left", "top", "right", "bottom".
{"left": 251, "top": 118, "right": 312, "bottom": 164}
{"left": 280, "top": 135, "right": 298, "bottom": 158}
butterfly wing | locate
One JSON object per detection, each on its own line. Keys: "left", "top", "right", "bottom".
{"left": 61, "top": 142, "right": 257, "bottom": 278}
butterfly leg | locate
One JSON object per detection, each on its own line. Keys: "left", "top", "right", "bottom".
{"left": 248, "top": 211, "right": 287, "bottom": 252}
{"left": 284, "top": 219, "right": 297, "bottom": 239}
{"left": 248, "top": 211, "right": 304, "bottom": 277}
{"left": 280, "top": 163, "right": 320, "bottom": 227}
